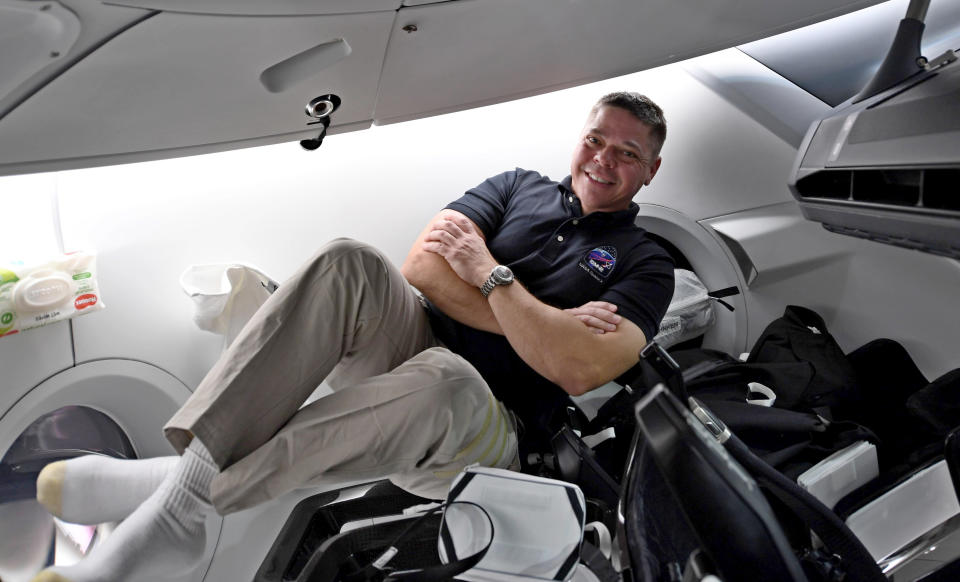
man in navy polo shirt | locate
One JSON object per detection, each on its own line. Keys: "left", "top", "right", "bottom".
{"left": 404, "top": 92, "right": 675, "bottom": 450}
{"left": 32, "top": 92, "right": 674, "bottom": 582}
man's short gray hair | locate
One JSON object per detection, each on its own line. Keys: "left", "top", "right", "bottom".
{"left": 591, "top": 92, "right": 667, "bottom": 157}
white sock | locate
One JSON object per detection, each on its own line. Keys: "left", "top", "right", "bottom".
{"left": 37, "top": 455, "right": 178, "bottom": 524}
{"left": 32, "top": 440, "right": 218, "bottom": 582}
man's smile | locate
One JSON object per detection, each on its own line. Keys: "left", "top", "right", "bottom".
{"left": 585, "top": 170, "right": 614, "bottom": 185}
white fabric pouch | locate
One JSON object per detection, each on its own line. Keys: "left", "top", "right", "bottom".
{"left": 180, "top": 263, "right": 278, "bottom": 349}
{"left": 653, "top": 268, "right": 716, "bottom": 348}
{"left": 439, "top": 467, "right": 586, "bottom": 582}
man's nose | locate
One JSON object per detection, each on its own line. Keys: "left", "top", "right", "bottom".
{"left": 594, "top": 147, "right": 615, "bottom": 167}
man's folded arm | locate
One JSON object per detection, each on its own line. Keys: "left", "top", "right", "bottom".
{"left": 401, "top": 209, "right": 503, "bottom": 334}
{"left": 405, "top": 208, "right": 649, "bottom": 394}
{"left": 486, "top": 281, "right": 647, "bottom": 396}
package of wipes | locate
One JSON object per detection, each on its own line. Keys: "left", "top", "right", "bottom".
{"left": 0, "top": 251, "right": 105, "bottom": 338}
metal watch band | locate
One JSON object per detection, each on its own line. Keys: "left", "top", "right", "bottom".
{"left": 480, "top": 265, "right": 513, "bottom": 298}
{"left": 480, "top": 277, "right": 498, "bottom": 298}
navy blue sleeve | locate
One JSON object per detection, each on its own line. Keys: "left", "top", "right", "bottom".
{"left": 599, "top": 248, "right": 675, "bottom": 342}
{"left": 444, "top": 169, "right": 520, "bottom": 238}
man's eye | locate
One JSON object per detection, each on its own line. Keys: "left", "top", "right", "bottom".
{"left": 586, "top": 136, "right": 599, "bottom": 145}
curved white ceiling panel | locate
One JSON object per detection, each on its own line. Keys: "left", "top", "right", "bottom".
{"left": 0, "top": 10, "right": 394, "bottom": 175}
{"left": 374, "top": 0, "right": 885, "bottom": 124}
{"left": 0, "top": 0, "right": 885, "bottom": 176}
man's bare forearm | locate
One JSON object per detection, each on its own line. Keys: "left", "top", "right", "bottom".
{"left": 486, "top": 281, "right": 646, "bottom": 395}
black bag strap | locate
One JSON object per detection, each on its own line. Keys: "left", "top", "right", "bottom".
{"left": 707, "top": 286, "right": 740, "bottom": 312}
{"left": 723, "top": 434, "right": 887, "bottom": 582}
{"left": 385, "top": 501, "right": 494, "bottom": 582}
{"left": 425, "top": 500, "right": 495, "bottom": 581}
{"left": 308, "top": 501, "right": 494, "bottom": 582}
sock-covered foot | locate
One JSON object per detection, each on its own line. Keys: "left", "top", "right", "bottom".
{"left": 37, "top": 455, "right": 178, "bottom": 524}
{"left": 31, "top": 440, "right": 217, "bottom": 582}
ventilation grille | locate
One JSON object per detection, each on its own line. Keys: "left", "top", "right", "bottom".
{"left": 795, "top": 168, "right": 960, "bottom": 214}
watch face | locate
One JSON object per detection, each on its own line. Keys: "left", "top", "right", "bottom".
{"left": 493, "top": 265, "right": 514, "bottom": 283}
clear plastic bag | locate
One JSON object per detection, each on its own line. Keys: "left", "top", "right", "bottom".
{"left": 653, "top": 269, "right": 715, "bottom": 348}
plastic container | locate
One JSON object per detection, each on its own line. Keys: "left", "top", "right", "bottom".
{"left": 0, "top": 251, "right": 104, "bottom": 338}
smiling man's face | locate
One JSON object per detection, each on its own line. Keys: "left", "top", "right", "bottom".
{"left": 569, "top": 105, "right": 662, "bottom": 215}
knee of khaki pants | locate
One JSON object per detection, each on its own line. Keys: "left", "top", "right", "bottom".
{"left": 390, "top": 348, "right": 518, "bottom": 498}
{"left": 318, "top": 239, "right": 437, "bottom": 390}
{"left": 312, "top": 237, "right": 377, "bottom": 266}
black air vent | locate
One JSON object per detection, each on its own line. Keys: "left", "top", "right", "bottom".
{"left": 926, "top": 169, "right": 960, "bottom": 211}
{"left": 796, "top": 168, "right": 960, "bottom": 214}
{"left": 794, "top": 171, "right": 852, "bottom": 200}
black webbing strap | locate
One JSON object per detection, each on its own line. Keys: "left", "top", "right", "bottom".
{"left": 707, "top": 286, "right": 740, "bottom": 312}
{"left": 724, "top": 435, "right": 887, "bottom": 582}
{"left": 386, "top": 501, "right": 494, "bottom": 582}
{"left": 314, "top": 499, "right": 492, "bottom": 582}
{"left": 707, "top": 286, "right": 739, "bottom": 299}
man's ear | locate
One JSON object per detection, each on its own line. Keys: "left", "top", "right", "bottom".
{"left": 645, "top": 157, "right": 662, "bottom": 186}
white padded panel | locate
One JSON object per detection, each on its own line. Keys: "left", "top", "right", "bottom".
{"left": 105, "top": 0, "right": 400, "bottom": 15}
{"left": 0, "top": 10, "right": 394, "bottom": 171}
{"left": 375, "top": 0, "right": 884, "bottom": 124}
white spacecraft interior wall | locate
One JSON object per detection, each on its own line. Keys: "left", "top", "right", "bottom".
{"left": 2, "top": 58, "right": 958, "bottom": 397}
{"left": 0, "top": 174, "right": 74, "bottom": 416}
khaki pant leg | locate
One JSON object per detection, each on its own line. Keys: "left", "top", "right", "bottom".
{"left": 164, "top": 238, "right": 436, "bottom": 470}
{"left": 209, "top": 347, "right": 518, "bottom": 514}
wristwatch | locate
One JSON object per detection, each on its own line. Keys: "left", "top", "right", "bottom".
{"left": 480, "top": 265, "right": 514, "bottom": 298}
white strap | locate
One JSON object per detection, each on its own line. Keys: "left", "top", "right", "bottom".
{"left": 747, "top": 382, "right": 776, "bottom": 407}
{"left": 584, "top": 521, "right": 613, "bottom": 559}
{"left": 582, "top": 427, "right": 616, "bottom": 449}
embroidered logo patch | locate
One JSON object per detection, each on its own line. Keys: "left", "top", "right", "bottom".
{"left": 579, "top": 246, "right": 617, "bottom": 281}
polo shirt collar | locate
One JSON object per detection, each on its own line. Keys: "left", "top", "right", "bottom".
{"left": 559, "top": 175, "right": 640, "bottom": 225}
